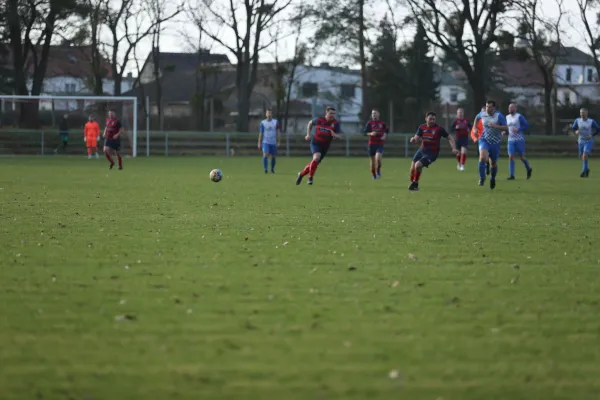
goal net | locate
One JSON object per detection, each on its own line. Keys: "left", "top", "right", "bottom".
{"left": 0, "top": 95, "right": 138, "bottom": 157}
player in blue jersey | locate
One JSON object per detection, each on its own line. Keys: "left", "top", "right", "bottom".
{"left": 506, "top": 103, "right": 533, "bottom": 180}
{"left": 474, "top": 100, "right": 508, "bottom": 189}
{"left": 572, "top": 108, "right": 600, "bottom": 177}
{"left": 258, "top": 108, "right": 281, "bottom": 174}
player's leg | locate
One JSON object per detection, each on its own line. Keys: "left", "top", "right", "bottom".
{"left": 507, "top": 141, "right": 516, "bottom": 179}
{"left": 460, "top": 142, "right": 467, "bottom": 170}
{"left": 409, "top": 160, "right": 423, "bottom": 190}
{"left": 478, "top": 140, "right": 490, "bottom": 185}
{"left": 297, "top": 143, "right": 321, "bottom": 184}
{"left": 270, "top": 145, "right": 277, "bottom": 173}
{"left": 261, "top": 142, "right": 269, "bottom": 173}
{"left": 489, "top": 144, "right": 500, "bottom": 190}
{"left": 103, "top": 145, "right": 115, "bottom": 167}
{"left": 92, "top": 145, "right": 99, "bottom": 158}
{"left": 369, "top": 155, "right": 376, "bottom": 179}
{"left": 87, "top": 146, "right": 92, "bottom": 159}
{"left": 456, "top": 147, "right": 461, "bottom": 169}
{"left": 581, "top": 141, "right": 592, "bottom": 177}
{"left": 375, "top": 149, "right": 383, "bottom": 178}
{"left": 410, "top": 150, "right": 422, "bottom": 183}
{"left": 518, "top": 141, "right": 532, "bottom": 179}
{"left": 115, "top": 147, "right": 123, "bottom": 169}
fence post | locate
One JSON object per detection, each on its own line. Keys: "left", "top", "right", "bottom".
{"left": 226, "top": 133, "right": 230, "bottom": 157}
{"left": 286, "top": 132, "right": 290, "bottom": 157}
{"left": 404, "top": 135, "right": 409, "bottom": 158}
{"left": 41, "top": 131, "right": 44, "bottom": 155}
{"left": 345, "top": 134, "right": 350, "bottom": 157}
{"left": 165, "top": 132, "right": 169, "bottom": 156}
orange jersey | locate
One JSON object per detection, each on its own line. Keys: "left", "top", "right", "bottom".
{"left": 84, "top": 121, "right": 100, "bottom": 145}
{"left": 471, "top": 118, "right": 483, "bottom": 142}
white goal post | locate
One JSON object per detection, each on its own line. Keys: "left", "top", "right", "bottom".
{"left": 0, "top": 95, "right": 138, "bottom": 157}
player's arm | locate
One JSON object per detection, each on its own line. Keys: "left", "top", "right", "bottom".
{"left": 442, "top": 128, "right": 459, "bottom": 153}
{"left": 363, "top": 122, "right": 371, "bottom": 136}
{"left": 331, "top": 122, "right": 343, "bottom": 139}
{"left": 258, "top": 122, "right": 264, "bottom": 149}
{"left": 572, "top": 120, "right": 579, "bottom": 136}
{"left": 382, "top": 124, "right": 389, "bottom": 141}
{"left": 115, "top": 122, "right": 124, "bottom": 139}
{"left": 305, "top": 119, "right": 315, "bottom": 141}
{"left": 592, "top": 120, "right": 600, "bottom": 136}
{"left": 410, "top": 127, "right": 423, "bottom": 143}
{"left": 490, "top": 113, "right": 508, "bottom": 130}
{"left": 518, "top": 115, "right": 530, "bottom": 132}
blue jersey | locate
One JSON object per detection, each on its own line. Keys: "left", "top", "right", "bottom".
{"left": 260, "top": 118, "right": 280, "bottom": 145}
{"left": 506, "top": 113, "right": 529, "bottom": 141}
{"left": 572, "top": 118, "right": 600, "bottom": 143}
{"left": 477, "top": 111, "right": 507, "bottom": 145}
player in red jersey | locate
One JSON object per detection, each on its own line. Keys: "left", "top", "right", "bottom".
{"left": 450, "top": 108, "right": 471, "bottom": 171}
{"left": 296, "top": 106, "right": 342, "bottom": 185}
{"left": 364, "top": 108, "right": 389, "bottom": 179}
{"left": 102, "top": 111, "right": 125, "bottom": 170}
{"left": 408, "top": 112, "right": 458, "bottom": 191}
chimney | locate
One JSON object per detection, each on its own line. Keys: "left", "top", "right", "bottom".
{"left": 127, "top": 72, "right": 133, "bottom": 79}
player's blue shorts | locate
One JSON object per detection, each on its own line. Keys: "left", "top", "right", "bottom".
{"left": 412, "top": 149, "right": 437, "bottom": 167}
{"left": 479, "top": 138, "right": 500, "bottom": 163}
{"left": 310, "top": 140, "right": 330, "bottom": 160}
{"left": 262, "top": 143, "right": 278, "bottom": 155}
{"left": 368, "top": 144, "right": 384, "bottom": 157}
{"left": 456, "top": 137, "right": 469, "bottom": 149}
{"left": 508, "top": 140, "right": 526, "bottom": 156}
{"left": 579, "top": 140, "right": 594, "bottom": 156}
{"left": 105, "top": 139, "right": 121, "bottom": 151}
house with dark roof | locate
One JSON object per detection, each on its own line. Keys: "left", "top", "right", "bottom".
{"left": 137, "top": 50, "right": 230, "bottom": 85}
{"left": 435, "top": 65, "right": 468, "bottom": 106}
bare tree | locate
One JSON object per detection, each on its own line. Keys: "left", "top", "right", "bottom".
{"left": 517, "top": 0, "right": 564, "bottom": 135}
{"left": 6, "top": 0, "right": 80, "bottom": 126}
{"left": 403, "top": 0, "right": 510, "bottom": 113}
{"left": 576, "top": 0, "right": 600, "bottom": 81}
{"left": 199, "top": 0, "right": 293, "bottom": 132}
{"left": 104, "top": 0, "right": 181, "bottom": 96}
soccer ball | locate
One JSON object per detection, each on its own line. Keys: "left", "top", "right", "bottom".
{"left": 209, "top": 169, "right": 223, "bottom": 182}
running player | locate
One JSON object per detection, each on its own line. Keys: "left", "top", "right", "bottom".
{"left": 450, "top": 108, "right": 471, "bottom": 171}
{"left": 364, "top": 108, "right": 388, "bottom": 179}
{"left": 84, "top": 115, "right": 100, "bottom": 159}
{"left": 408, "top": 111, "right": 458, "bottom": 191}
{"left": 475, "top": 100, "right": 508, "bottom": 189}
{"left": 296, "top": 106, "right": 342, "bottom": 186}
{"left": 471, "top": 106, "right": 491, "bottom": 176}
{"left": 103, "top": 111, "right": 124, "bottom": 170}
{"left": 572, "top": 107, "right": 600, "bottom": 177}
{"left": 258, "top": 108, "right": 281, "bottom": 174}
{"left": 506, "top": 103, "right": 532, "bottom": 180}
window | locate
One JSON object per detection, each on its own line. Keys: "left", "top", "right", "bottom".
{"left": 565, "top": 68, "right": 572, "bottom": 82}
{"left": 450, "top": 90, "right": 458, "bottom": 103}
{"left": 563, "top": 91, "right": 570, "bottom": 105}
{"left": 340, "top": 84, "right": 355, "bottom": 98}
{"left": 588, "top": 68, "right": 594, "bottom": 83}
{"left": 301, "top": 82, "right": 318, "bottom": 97}
{"left": 64, "top": 83, "right": 76, "bottom": 93}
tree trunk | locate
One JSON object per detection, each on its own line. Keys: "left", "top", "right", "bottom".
{"left": 543, "top": 80, "right": 553, "bottom": 135}
{"left": 91, "top": 16, "right": 104, "bottom": 96}
{"left": 113, "top": 73, "right": 122, "bottom": 96}
{"left": 357, "top": 0, "right": 368, "bottom": 122}
{"left": 283, "top": 66, "right": 297, "bottom": 133}
{"left": 236, "top": 60, "right": 251, "bottom": 132}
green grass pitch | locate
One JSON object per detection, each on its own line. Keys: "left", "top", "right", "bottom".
{"left": 1, "top": 155, "right": 600, "bottom": 400}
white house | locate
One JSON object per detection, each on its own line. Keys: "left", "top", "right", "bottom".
{"left": 290, "top": 63, "right": 362, "bottom": 126}
{"left": 436, "top": 65, "right": 468, "bottom": 105}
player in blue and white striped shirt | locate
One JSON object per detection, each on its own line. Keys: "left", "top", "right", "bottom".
{"left": 258, "top": 108, "right": 281, "bottom": 174}
{"left": 572, "top": 108, "right": 600, "bottom": 178}
{"left": 506, "top": 103, "right": 532, "bottom": 180}
{"left": 474, "top": 100, "right": 508, "bottom": 190}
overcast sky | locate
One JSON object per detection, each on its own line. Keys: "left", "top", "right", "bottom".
{"left": 122, "top": 0, "right": 594, "bottom": 74}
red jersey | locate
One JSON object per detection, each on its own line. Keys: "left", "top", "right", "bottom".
{"left": 312, "top": 117, "right": 341, "bottom": 144}
{"left": 105, "top": 118, "right": 122, "bottom": 140}
{"left": 364, "top": 119, "right": 389, "bottom": 145}
{"left": 452, "top": 118, "right": 471, "bottom": 139}
{"left": 416, "top": 123, "right": 449, "bottom": 154}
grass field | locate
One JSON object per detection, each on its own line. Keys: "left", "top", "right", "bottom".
{"left": 1, "top": 155, "right": 600, "bottom": 400}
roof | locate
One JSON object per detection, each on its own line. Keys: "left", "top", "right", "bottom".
{"left": 552, "top": 45, "right": 597, "bottom": 66}
{"left": 495, "top": 59, "right": 545, "bottom": 87}
{"left": 148, "top": 51, "right": 230, "bottom": 74}
{"left": 32, "top": 45, "right": 113, "bottom": 79}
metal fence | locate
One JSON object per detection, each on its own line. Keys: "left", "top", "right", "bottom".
{"left": 0, "top": 129, "right": 583, "bottom": 158}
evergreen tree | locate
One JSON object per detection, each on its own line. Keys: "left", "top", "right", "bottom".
{"left": 401, "top": 21, "right": 438, "bottom": 128}
{"left": 367, "top": 19, "right": 405, "bottom": 128}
